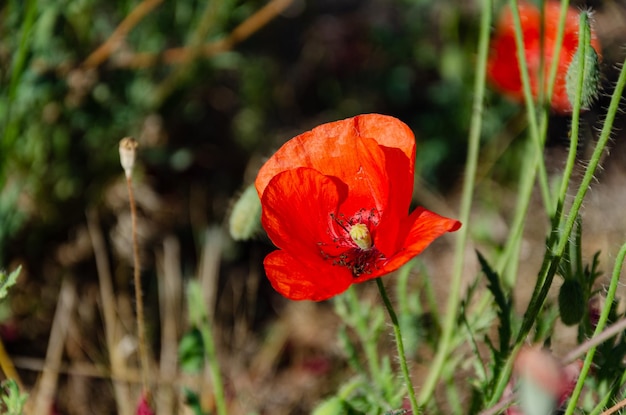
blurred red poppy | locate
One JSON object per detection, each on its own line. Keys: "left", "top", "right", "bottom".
{"left": 503, "top": 346, "right": 582, "bottom": 415}
{"left": 255, "top": 114, "right": 461, "bottom": 301}
{"left": 136, "top": 392, "right": 155, "bottom": 415}
{"left": 487, "top": 1, "right": 601, "bottom": 114}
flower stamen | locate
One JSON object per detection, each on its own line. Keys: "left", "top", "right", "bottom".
{"left": 349, "top": 223, "right": 372, "bottom": 250}
{"left": 320, "top": 210, "right": 384, "bottom": 277}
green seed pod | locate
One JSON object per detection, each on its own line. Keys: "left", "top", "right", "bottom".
{"left": 228, "top": 184, "right": 262, "bottom": 241}
{"left": 558, "top": 278, "right": 585, "bottom": 326}
{"left": 566, "top": 12, "right": 601, "bottom": 110}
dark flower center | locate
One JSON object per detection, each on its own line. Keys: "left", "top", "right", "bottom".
{"left": 318, "top": 208, "right": 386, "bottom": 277}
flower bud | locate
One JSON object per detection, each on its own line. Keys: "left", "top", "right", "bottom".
{"left": 558, "top": 278, "right": 585, "bottom": 326}
{"left": 228, "top": 184, "right": 262, "bottom": 241}
{"left": 566, "top": 12, "right": 601, "bottom": 111}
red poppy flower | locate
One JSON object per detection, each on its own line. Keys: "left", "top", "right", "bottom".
{"left": 255, "top": 114, "right": 461, "bottom": 301}
{"left": 487, "top": 1, "right": 601, "bottom": 114}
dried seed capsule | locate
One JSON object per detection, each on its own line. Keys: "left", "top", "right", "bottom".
{"left": 119, "top": 137, "right": 138, "bottom": 179}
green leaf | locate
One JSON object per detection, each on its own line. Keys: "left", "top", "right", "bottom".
{"left": 182, "top": 387, "right": 208, "bottom": 415}
{"left": 477, "top": 251, "right": 511, "bottom": 357}
{"left": 0, "top": 266, "right": 21, "bottom": 301}
{"left": 0, "top": 379, "right": 28, "bottom": 415}
{"left": 178, "top": 328, "right": 205, "bottom": 373}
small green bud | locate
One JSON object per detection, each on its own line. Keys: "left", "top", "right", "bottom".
{"left": 228, "top": 184, "right": 262, "bottom": 241}
{"left": 566, "top": 12, "right": 601, "bottom": 110}
{"left": 558, "top": 279, "right": 585, "bottom": 326}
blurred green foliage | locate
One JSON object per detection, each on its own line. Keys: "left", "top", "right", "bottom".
{"left": 0, "top": 0, "right": 517, "bottom": 269}
{"left": 0, "top": 379, "right": 27, "bottom": 415}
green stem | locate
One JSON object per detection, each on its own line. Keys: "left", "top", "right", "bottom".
{"left": 347, "top": 286, "right": 381, "bottom": 381}
{"left": 489, "top": 26, "right": 626, "bottom": 407}
{"left": 495, "top": 137, "right": 540, "bottom": 281}
{"left": 376, "top": 279, "right": 420, "bottom": 415}
{"left": 556, "top": 11, "right": 588, "bottom": 218}
{"left": 416, "top": 0, "right": 491, "bottom": 405}
{"left": 198, "top": 317, "right": 227, "bottom": 415}
{"left": 508, "top": 0, "right": 552, "bottom": 212}
{"left": 564, "top": 243, "right": 626, "bottom": 415}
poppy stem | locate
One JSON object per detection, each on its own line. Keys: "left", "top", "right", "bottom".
{"left": 375, "top": 278, "right": 421, "bottom": 415}
{"left": 418, "top": 0, "right": 492, "bottom": 405}
{"left": 508, "top": 0, "right": 552, "bottom": 213}
{"left": 126, "top": 174, "right": 150, "bottom": 394}
{"left": 564, "top": 242, "right": 626, "bottom": 415}
{"left": 489, "top": 33, "right": 626, "bottom": 408}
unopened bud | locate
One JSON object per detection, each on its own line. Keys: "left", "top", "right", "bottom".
{"left": 566, "top": 12, "right": 601, "bottom": 110}
{"left": 558, "top": 278, "right": 585, "bottom": 326}
{"left": 119, "top": 137, "right": 138, "bottom": 178}
{"left": 228, "top": 184, "right": 262, "bottom": 241}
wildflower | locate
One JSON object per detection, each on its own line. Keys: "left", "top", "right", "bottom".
{"left": 487, "top": 1, "right": 601, "bottom": 114}
{"left": 255, "top": 114, "right": 461, "bottom": 301}
{"left": 504, "top": 346, "right": 582, "bottom": 415}
{"left": 136, "top": 391, "right": 155, "bottom": 415}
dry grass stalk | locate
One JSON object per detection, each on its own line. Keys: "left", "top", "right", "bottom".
{"left": 32, "top": 278, "right": 77, "bottom": 415}
{"left": 156, "top": 235, "right": 184, "bottom": 413}
{"left": 86, "top": 209, "right": 133, "bottom": 415}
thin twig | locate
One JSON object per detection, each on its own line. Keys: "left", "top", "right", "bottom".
{"left": 113, "top": 0, "right": 293, "bottom": 69}
{"left": 601, "top": 397, "right": 626, "bottom": 415}
{"left": 563, "top": 318, "right": 626, "bottom": 365}
{"left": 82, "top": 0, "right": 164, "bottom": 68}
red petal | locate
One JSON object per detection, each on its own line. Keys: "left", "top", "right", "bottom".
{"left": 264, "top": 250, "right": 353, "bottom": 301}
{"left": 488, "top": 1, "right": 541, "bottom": 100}
{"left": 372, "top": 144, "right": 414, "bottom": 256}
{"left": 255, "top": 114, "right": 415, "bottom": 198}
{"left": 379, "top": 207, "right": 461, "bottom": 274}
{"left": 488, "top": 1, "right": 602, "bottom": 114}
{"left": 261, "top": 167, "right": 344, "bottom": 260}
{"left": 334, "top": 135, "right": 396, "bottom": 217}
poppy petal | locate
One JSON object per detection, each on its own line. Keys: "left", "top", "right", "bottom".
{"left": 264, "top": 250, "right": 353, "bottom": 301}
{"left": 380, "top": 207, "right": 461, "bottom": 274}
{"left": 255, "top": 114, "right": 415, "bottom": 198}
{"left": 372, "top": 144, "right": 414, "bottom": 256}
{"left": 261, "top": 167, "right": 346, "bottom": 261}
{"left": 488, "top": 1, "right": 602, "bottom": 114}
{"left": 334, "top": 135, "right": 394, "bottom": 216}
